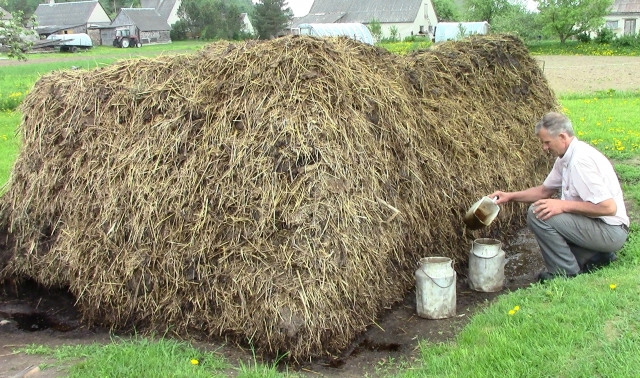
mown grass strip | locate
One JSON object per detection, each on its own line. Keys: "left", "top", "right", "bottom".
{"left": 17, "top": 337, "right": 230, "bottom": 378}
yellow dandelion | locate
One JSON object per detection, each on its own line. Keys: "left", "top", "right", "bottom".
{"left": 513, "top": 306, "right": 520, "bottom": 311}
{"left": 191, "top": 359, "right": 199, "bottom": 365}
{"left": 508, "top": 310, "right": 516, "bottom": 316}
{"left": 610, "top": 284, "right": 617, "bottom": 290}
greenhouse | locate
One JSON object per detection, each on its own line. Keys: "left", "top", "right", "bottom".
{"left": 297, "top": 23, "right": 375, "bottom": 45}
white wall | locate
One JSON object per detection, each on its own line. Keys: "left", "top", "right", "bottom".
{"left": 604, "top": 15, "right": 640, "bottom": 37}
{"left": 241, "top": 13, "right": 255, "bottom": 35}
{"left": 88, "top": 4, "right": 111, "bottom": 24}
{"left": 167, "top": 0, "right": 181, "bottom": 26}
{"left": 379, "top": 1, "right": 438, "bottom": 41}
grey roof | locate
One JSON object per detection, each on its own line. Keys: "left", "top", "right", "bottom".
{"left": 120, "top": 8, "right": 171, "bottom": 31}
{"left": 295, "top": 0, "right": 422, "bottom": 25}
{"left": 610, "top": 0, "right": 640, "bottom": 13}
{"left": 1, "top": 6, "right": 12, "bottom": 20}
{"left": 34, "top": 0, "right": 101, "bottom": 27}
{"left": 140, "top": 0, "right": 178, "bottom": 22}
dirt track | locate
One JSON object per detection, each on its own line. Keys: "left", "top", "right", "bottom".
{"left": 536, "top": 55, "right": 640, "bottom": 94}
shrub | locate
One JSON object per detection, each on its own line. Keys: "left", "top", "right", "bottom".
{"left": 381, "top": 26, "right": 400, "bottom": 43}
{"left": 576, "top": 32, "right": 591, "bottom": 43}
{"left": 594, "top": 27, "right": 615, "bottom": 44}
{"left": 170, "top": 20, "right": 190, "bottom": 41}
{"left": 612, "top": 34, "right": 640, "bottom": 48}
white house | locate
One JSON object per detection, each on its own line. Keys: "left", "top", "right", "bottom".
{"left": 292, "top": 0, "right": 439, "bottom": 42}
{"left": 604, "top": 0, "right": 640, "bottom": 36}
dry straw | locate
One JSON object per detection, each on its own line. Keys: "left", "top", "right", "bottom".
{"left": 0, "top": 34, "right": 557, "bottom": 359}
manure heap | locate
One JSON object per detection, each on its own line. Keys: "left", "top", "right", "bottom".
{"left": 0, "top": 34, "right": 557, "bottom": 359}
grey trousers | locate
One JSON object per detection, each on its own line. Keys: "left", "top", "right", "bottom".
{"left": 526, "top": 204, "right": 628, "bottom": 275}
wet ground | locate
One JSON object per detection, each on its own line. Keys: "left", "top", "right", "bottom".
{"left": 0, "top": 228, "right": 545, "bottom": 378}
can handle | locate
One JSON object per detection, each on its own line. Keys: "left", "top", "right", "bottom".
{"left": 420, "top": 266, "right": 456, "bottom": 288}
{"left": 472, "top": 249, "right": 502, "bottom": 259}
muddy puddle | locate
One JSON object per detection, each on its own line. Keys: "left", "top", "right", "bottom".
{"left": 0, "top": 228, "right": 545, "bottom": 378}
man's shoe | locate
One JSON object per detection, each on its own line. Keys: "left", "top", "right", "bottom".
{"left": 537, "top": 271, "right": 578, "bottom": 283}
{"left": 582, "top": 253, "right": 618, "bottom": 274}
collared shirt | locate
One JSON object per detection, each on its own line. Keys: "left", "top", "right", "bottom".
{"left": 543, "top": 137, "right": 629, "bottom": 227}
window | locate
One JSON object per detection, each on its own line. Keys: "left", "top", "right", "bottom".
{"left": 624, "top": 19, "right": 636, "bottom": 35}
{"left": 606, "top": 20, "right": 619, "bottom": 29}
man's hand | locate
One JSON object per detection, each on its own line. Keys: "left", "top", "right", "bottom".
{"left": 532, "top": 198, "right": 565, "bottom": 220}
{"left": 489, "top": 191, "right": 511, "bottom": 205}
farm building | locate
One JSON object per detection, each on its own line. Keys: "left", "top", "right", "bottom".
{"left": 109, "top": 8, "right": 172, "bottom": 45}
{"left": 604, "top": 0, "right": 640, "bottom": 36}
{"left": 292, "top": 0, "right": 438, "bottom": 42}
{"left": 140, "top": 0, "right": 181, "bottom": 27}
{"left": 33, "top": 0, "right": 111, "bottom": 45}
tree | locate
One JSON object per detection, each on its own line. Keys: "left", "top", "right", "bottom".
{"left": 177, "top": 0, "right": 244, "bottom": 40}
{"left": 0, "top": 10, "right": 37, "bottom": 60}
{"left": 464, "top": 0, "right": 517, "bottom": 24}
{"left": 490, "top": 1, "right": 548, "bottom": 42}
{"left": 537, "top": 0, "right": 613, "bottom": 43}
{"left": 367, "top": 18, "right": 382, "bottom": 42}
{"left": 2, "top": 0, "right": 40, "bottom": 15}
{"left": 253, "top": 0, "right": 292, "bottom": 40}
{"left": 432, "top": 0, "right": 460, "bottom": 22}
{"left": 491, "top": 10, "right": 546, "bottom": 41}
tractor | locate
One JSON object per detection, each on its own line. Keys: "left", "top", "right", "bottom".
{"left": 113, "top": 28, "right": 142, "bottom": 48}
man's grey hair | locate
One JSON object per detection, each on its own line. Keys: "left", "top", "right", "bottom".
{"left": 535, "top": 112, "right": 575, "bottom": 137}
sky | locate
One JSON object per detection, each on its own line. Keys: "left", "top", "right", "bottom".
{"left": 286, "top": 0, "right": 314, "bottom": 17}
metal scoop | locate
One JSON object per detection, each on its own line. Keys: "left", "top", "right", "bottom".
{"left": 463, "top": 196, "right": 500, "bottom": 230}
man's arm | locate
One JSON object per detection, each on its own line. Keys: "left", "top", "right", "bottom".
{"left": 490, "top": 185, "right": 556, "bottom": 205}
{"left": 532, "top": 198, "right": 617, "bottom": 221}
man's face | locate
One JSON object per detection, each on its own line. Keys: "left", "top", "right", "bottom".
{"left": 537, "top": 128, "right": 570, "bottom": 158}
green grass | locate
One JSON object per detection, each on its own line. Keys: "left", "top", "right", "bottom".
{"left": 0, "top": 110, "right": 20, "bottom": 186}
{"left": 526, "top": 40, "right": 640, "bottom": 56}
{"left": 560, "top": 91, "right": 640, "bottom": 159}
{"left": 0, "top": 41, "right": 209, "bottom": 111}
{"left": 16, "top": 337, "right": 298, "bottom": 377}
{"left": 17, "top": 337, "right": 230, "bottom": 377}
{"left": 0, "top": 40, "right": 209, "bottom": 62}
{"left": 378, "top": 40, "right": 433, "bottom": 54}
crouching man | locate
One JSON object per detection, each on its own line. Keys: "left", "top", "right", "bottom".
{"left": 491, "top": 112, "right": 629, "bottom": 282}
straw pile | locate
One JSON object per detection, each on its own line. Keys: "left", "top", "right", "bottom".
{"left": 0, "top": 34, "right": 557, "bottom": 359}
